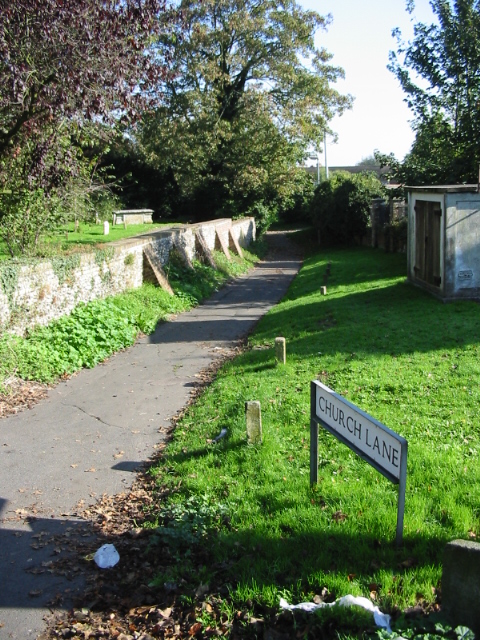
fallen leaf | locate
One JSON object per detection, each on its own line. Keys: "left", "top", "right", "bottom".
{"left": 84, "top": 468, "right": 96, "bottom": 473}
{"left": 188, "top": 622, "right": 202, "bottom": 635}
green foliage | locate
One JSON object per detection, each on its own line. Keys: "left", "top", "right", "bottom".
{"left": 50, "top": 255, "right": 82, "bottom": 285}
{"left": 102, "top": 137, "right": 180, "bottom": 218}
{"left": 377, "top": 618, "right": 475, "bottom": 640}
{"left": 278, "top": 170, "right": 316, "bottom": 224}
{"left": 0, "top": 124, "right": 123, "bottom": 257}
{"left": 152, "top": 495, "right": 229, "bottom": 551}
{"left": 124, "top": 252, "right": 135, "bottom": 266}
{"left": 140, "top": 0, "right": 351, "bottom": 228}
{"left": 0, "top": 262, "right": 20, "bottom": 305}
{"left": 309, "top": 172, "right": 385, "bottom": 245}
{"left": 147, "top": 246, "right": 480, "bottom": 619}
{"left": 0, "top": 186, "right": 66, "bottom": 257}
{"left": 0, "top": 246, "right": 261, "bottom": 389}
{"left": 386, "top": 0, "right": 480, "bottom": 184}
{"left": 13, "top": 299, "right": 139, "bottom": 381}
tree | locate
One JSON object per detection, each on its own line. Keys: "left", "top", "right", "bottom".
{"left": 356, "top": 155, "right": 378, "bottom": 167}
{"left": 139, "top": 0, "right": 352, "bottom": 229}
{"left": 388, "top": 0, "right": 480, "bottom": 184}
{"left": 0, "top": 0, "right": 174, "bottom": 254}
{"left": 309, "top": 172, "right": 384, "bottom": 246}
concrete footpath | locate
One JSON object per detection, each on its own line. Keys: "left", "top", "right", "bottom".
{"left": 0, "top": 231, "right": 302, "bottom": 639}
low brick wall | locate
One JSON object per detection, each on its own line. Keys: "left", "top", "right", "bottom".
{"left": 0, "top": 217, "right": 255, "bottom": 336}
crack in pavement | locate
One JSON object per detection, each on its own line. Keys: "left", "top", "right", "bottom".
{"left": 64, "top": 402, "right": 123, "bottom": 429}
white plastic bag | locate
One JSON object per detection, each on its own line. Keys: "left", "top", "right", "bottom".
{"left": 94, "top": 543, "right": 120, "bottom": 569}
{"left": 280, "top": 595, "right": 391, "bottom": 632}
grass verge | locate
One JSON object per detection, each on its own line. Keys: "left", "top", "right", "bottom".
{"left": 143, "top": 245, "right": 480, "bottom": 635}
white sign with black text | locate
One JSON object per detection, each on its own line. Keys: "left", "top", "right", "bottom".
{"left": 310, "top": 380, "right": 408, "bottom": 545}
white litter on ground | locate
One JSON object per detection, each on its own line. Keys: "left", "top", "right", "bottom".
{"left": 280, "top": 595, "right": 392, "bottom": 632}
{"left": 93, "top": 543, "right": 120, "bottom": 569}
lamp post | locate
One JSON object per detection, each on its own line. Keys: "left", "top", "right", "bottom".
{"left": 324, "top": 130, "right": 329, "bottom": 180}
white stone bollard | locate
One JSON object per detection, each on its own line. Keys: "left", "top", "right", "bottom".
{"left": 245, "top": 401, "right": 262, "bottom": 444}
{"left": 275, "top": 337, "right": 286, "bottom": 365}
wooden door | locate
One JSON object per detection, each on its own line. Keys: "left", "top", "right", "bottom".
{"left": 414, "top": 200, "right": 442, "bottom": 287}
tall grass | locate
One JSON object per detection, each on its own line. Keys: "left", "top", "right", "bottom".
{"left": 148, "top": 246, "right": 480, "bottom": 617}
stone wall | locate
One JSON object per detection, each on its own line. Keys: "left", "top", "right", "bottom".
{"left": 0, "top": 217, "right": 255, "bottom": 336}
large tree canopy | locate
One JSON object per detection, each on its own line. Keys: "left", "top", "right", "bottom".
{"left": 139, "top": 0, "right": 352, "bottom": 226}
{"left": 387, "top": 0, "right": 480, "bottom": 184}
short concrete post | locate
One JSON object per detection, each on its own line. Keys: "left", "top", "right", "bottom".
{"left": 245, "top": 401, "right": 262, "bottom": 444}
{"left": 103, "top": 220, "right": 110, "bottom": 236}
{"left": 442, "top": 539, "right": 480, "bottom": 635}
{"left": 320, "top": 286, "right": 327, "bottom": 295}
{"left": 275, "top": 337, "right": 286, "bottom": 365}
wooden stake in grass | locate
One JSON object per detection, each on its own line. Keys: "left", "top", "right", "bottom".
{"left": 245, "top": 401, "right": 262, "bottom": 444}
{"left": 275, "top": 337, "right": 286, "bottom": 365}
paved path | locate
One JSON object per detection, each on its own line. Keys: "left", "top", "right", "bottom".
{"left": 0, "top": 232, "right": 302, "bottom": 639}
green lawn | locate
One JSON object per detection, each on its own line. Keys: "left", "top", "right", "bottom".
{"left": 0, "top": 221, "right": 179, "bottom": 260}
{"left": 145, "top": 245, "right": 480, "bottom": 630}
{"left": 2, "top": 239, "right": 478, "bottom": 636}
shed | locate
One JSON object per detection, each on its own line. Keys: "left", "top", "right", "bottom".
{"left": 406, "top": 185, "right": 480, "bottom": 301}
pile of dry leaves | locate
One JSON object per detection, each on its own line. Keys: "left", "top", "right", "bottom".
{"left": 37, "top": 467, "right": 299, "bottom": 640}
{"left": 0, "top": 377, "right": 50, "bottom": 418}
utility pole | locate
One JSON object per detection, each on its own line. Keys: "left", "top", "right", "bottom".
{"left": 324, "top": 130, "right": 329, "bottom": 179}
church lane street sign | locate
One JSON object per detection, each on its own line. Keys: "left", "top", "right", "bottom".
{"left": 310, "top": 380, "right": 408, "bottom": 546}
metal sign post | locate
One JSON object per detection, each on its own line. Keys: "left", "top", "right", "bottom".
{"left": 310, "top": 380, "right": 408, "bottom": 546}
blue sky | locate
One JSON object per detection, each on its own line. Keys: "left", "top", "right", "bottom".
{"left": 300, "top": 0, "right": 437, "bottom": 166}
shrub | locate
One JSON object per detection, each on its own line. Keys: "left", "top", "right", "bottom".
{"left": 309, "top": 171, "right": 385, "bottom": 246}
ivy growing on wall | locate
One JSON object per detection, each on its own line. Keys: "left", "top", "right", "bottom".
{"left": 0, "top": 262, "right": 21, "bottom": 306}
{"left": 94, "top": 246, "right": 115, "bottom": 267}
{"left": 51, "top": 254, "right": 82, "bottom": 285}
